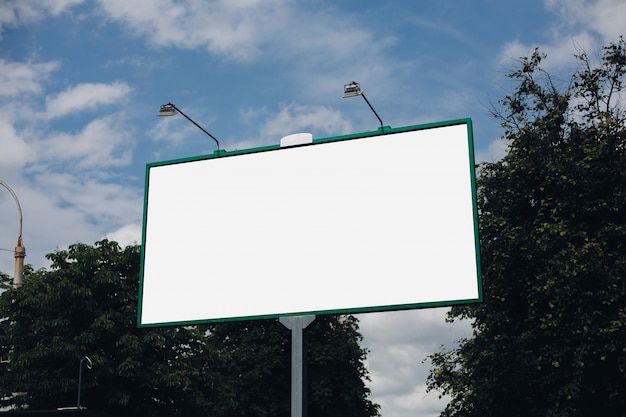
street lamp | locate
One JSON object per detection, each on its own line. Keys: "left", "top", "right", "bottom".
{"left": 343, "top": 81, "right": 385, "bottom": 132}
{"left": 157, "top": 102, "right": 221, "bottom": 151}
{"left": 0, "top": 180, "right": 25, "bottom": 288}
{"left": 77, "top": 356, "right": 92, "bottom": 409}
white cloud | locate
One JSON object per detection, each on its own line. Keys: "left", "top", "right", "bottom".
{"left": 0, "top": 116, "right": 31, "bottom": 169}
{"left": 33, "top": 115, "right": 134, "bottom": 169}
{"left": 499, "top": 0, "right": 625, "bottom": 72}
{"left": 358, "top": 309, "right": 473, "bottom": 417}
{"left": 0, "top": 59, "right": 59, "bottom": 97}
{"left": 261, "top": 103, "right": 353, "bottom": 139}
{"left": 44, "top": 82, "right": 132, "bottom": 119}
{"left": 35, "top": 173, "right": 139, "bottom": 219}
{"left": 240, "top": 106, "right": 269, "bottom": 124}
{"left": 0, "top": 0, "right": 83, "bottom": 37}
{"left": 545, "top": 0, "right": 626, "bottom": 42}
{"left": 475, "top": 137, "right": 511, "bottom": 164}
{"left": 94, "top": 0, "right": 399, "bottom": 104}
{"left": 276, "top": 21, "right": 398, "bottom": 103}
{"left": 499, "top": 32, "right": 598, "bottom": 72}
{"left": 388, "top": 384, "right": 450, "bottom": 417}
{"left": 227, "top": 104, "right": 353, "bottom": 150}
{"left": 96, "top": 0, "right": 290, "bottom": 61}
{"left": 104, "top": 223, "right": 142, "bottom": 247}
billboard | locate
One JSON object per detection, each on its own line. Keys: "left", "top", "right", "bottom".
{"left": 138, "top": 119, "right": 482, "bottom": 327}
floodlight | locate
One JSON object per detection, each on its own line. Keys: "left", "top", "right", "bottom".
{"left": 342, "top": 81, "right": 384, "bottom": 131}
{"left": 343, "top": 81, "right": 362, "bottom": 98}
{"left": 157, "top": 102, "right": 220, "bottom": 151}
{"left": 157, "top": 103, "right": 177, "bottom": 116}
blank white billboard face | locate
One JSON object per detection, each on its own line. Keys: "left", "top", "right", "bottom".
{"left": 138, "top": 120, "right": 481, "bottom": 326}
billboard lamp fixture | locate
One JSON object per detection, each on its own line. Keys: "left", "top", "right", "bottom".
{"left": 343, "top": 81, "right": 384, "bottom": 131}
{"left": 157, "top": 102, "right": 220, "bottom": 151}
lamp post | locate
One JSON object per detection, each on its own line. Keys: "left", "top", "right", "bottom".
{"left": 343, "top": 81, "right": 385, "bottom": 132}
{"left": 157, "top": 102, "right": 221, "bottom": 151}
{"left": 77, "top": 356, "right": 92, "bottom": 409}
{"left": 0, "top": 180, "right": 25, "bottom": 288}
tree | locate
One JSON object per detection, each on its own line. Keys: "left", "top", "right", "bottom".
{"left": 0, "top": 239, "right": 379, "bottom": 417}
{"left": 426, "top": 38, "right": 626, "bottom": 416}
{"left": 205, "top": 315, "right": 380, "bottom": 417}
{"left": 0, "top": 240, "right": 217, "bottom": 417}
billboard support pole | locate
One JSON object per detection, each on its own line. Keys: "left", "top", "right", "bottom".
{"left": 280, "top": 315, "right": 316, "bottom": 417}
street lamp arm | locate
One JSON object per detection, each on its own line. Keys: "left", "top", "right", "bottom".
{"left": 163, "top": 103, "right": 220, "bottom": 151}
{"left": 0, "top": 179, "right": 23, "bottom": 243}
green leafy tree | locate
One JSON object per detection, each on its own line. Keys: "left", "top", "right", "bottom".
{"left": 0, "top": 240, "right": 216, "bottom": 416}
{"left": 307, "top": 315, "right": 379, "bottom": 417}
{"left": 206, "top": 315, "right": 380, "bottom": 417}
{"left": 427, "top": 38, "right": 626, "bottom": 416}
{"left": 0, "top": 240, "right": 379, "bottom": 417}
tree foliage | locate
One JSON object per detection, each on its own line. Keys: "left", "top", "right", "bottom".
{"left": 0, "top": 241, "right": 216, "bottom": 416}
{"left": 427, "top": 38, "right": 626, "bottom": 416}
{"left": 0, "top": 240, "right": 379, "bottom": 417}
{"left": 205, "top": 315, "right": 379, "bottom": 417}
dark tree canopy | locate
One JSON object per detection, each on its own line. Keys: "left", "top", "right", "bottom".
{"left": 0, "top": 240, "right": 379, "bottom": 417}
{"left": 0, "top": 241, "right": 217, "bottom": 417}
{"left": 427, "top": 38, "right": 626, "bottom": 416}
{"left": 205, "top": 315, "right": 379, "bottom": 417}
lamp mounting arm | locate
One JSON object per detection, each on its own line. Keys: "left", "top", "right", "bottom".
{"left": 160, "top": 103, "right": 220, "bottom": 151}
{"left": 359, "top": 92, "right": 384, "bottom": 131}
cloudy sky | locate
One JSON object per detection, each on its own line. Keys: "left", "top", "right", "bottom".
{"left": 0, "top": 1, "right": 624, "bottom": 416}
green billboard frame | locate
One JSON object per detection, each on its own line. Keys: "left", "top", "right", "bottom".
{"left": 138, "top": 118, "right": 482, "bottom": 327}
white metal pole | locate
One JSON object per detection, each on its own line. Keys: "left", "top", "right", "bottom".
{"left": 280, "top": 315, "right": 315, "bottom": 417}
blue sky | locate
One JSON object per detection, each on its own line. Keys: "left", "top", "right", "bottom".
{"left": 1, "top": 1, "right": 624, "bottom": 416}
